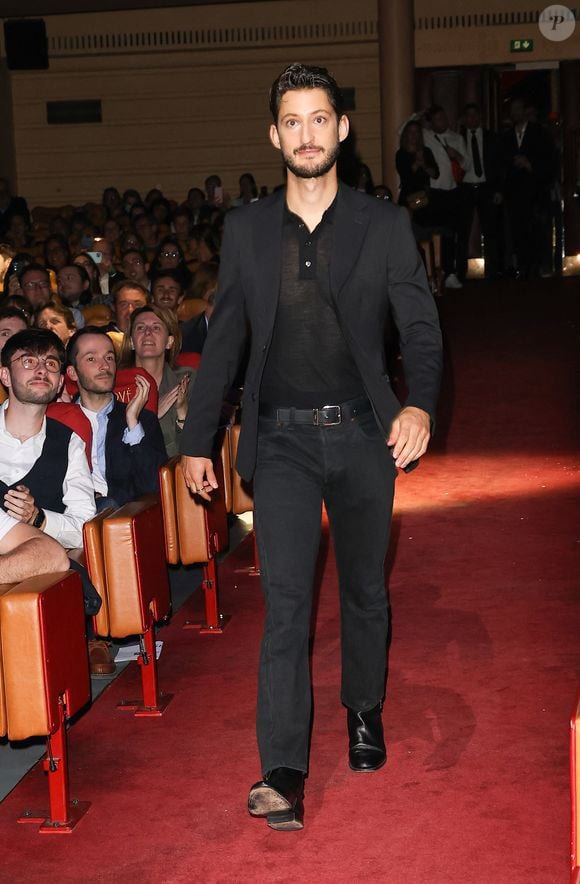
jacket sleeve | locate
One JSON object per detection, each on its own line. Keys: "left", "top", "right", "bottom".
{"left": 180, "top": 213, "right": 249, "bottom": 458}
{"left": 385, "top": 207, "right": 443, "bottom": 423}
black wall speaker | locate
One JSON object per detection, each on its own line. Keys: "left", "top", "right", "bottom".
{"left": 4, "top": 19, "right": 49, "bottom": 71}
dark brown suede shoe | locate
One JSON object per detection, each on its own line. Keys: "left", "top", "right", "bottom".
{"left": 348, "top": 703, "right": 387, "bottom": 772}
{"left": 88, "top": 639, "right": 116, "bottom": 677}
{"left": 248, "top": 767, "right": 305, "bottom": 831}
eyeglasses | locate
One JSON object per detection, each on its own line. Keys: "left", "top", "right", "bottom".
{"left": 23, "top": 281, "right": 50, "bottom": 291}
{"left": 161, "top": 250, "right": 180, "bottom": 259}
{"left": 10, "top": 354, "right": 62, "bottom": 373}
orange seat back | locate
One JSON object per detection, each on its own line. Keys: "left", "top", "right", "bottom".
{"left": 102, "top": 496, "right": 170, "bottom": 635}
{"left": 229, "top": 424, "right": 254, "bottom": 514}
{"left": 159, "top": 458, "right": 180, "bottom": 565}
{"left": 0, "top": 572, "right": 89, "bottom": 741}
{"left": 83, "top": 508, "right": 116, "bottom": 637}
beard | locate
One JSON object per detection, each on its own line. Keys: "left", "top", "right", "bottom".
{"left": 282, "top": 141, "right": 340, "bottom": 179}
{"left": 10, "top": 376, "right": 59, "bottom": 405}
{"left": 76, "top": 370, "right": 114, "bottom": 396}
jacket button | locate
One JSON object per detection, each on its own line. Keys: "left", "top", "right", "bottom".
{"left": 251, "top": 393, "right": 257, "bottom": 402}
{"left": 262, "top": 344, "right": 267, "bottom": 352}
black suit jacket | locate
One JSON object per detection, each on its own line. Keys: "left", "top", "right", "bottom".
{"left": 501, "top": 122, "right": 552, "bottom": 201}
{"left": 181, "top": 311, "right": 208, "bottom": 354}
{"left": 180, "top": 185, "right": 443, "bottom": 480}
{"left": 105, "top": 400, "right": 167, "bottom": 505}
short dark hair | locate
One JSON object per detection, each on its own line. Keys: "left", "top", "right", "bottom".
{"left": 0, "top": 306, "right": 29, "bottom": 325}
{"left": 427, "top": 104, "right": 445, "bottom": 120}
{"left": 1, "top": 327, "right": 65, "bottom": 368}
{"left": 66, "top": 326, "right": 114, "bottom": 368}
{"left": 151, "top": 269, "right": 185, "bottom": 293}
{"left": 19, "top": 262, "right": 50, "bottom": 285}
{"left": 269, "top": 63, "right": 344, "bottom": 123}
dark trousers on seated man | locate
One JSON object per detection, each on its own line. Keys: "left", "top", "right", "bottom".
{"left": 254, "top": 409, "right": 395, "bottom": 774}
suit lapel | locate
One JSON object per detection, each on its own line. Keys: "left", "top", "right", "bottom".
{"left": 330, "top": 185, "right": 371, "bottom": 301}
{"left": 252, "top": 189, "right": 285, "bottom": 334}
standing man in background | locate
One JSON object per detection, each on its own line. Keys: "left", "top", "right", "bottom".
{"left": 181, "top": 63, "right": 442, "bottom": 831}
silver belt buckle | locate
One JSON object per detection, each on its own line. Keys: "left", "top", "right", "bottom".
{"left": 314, "top": 404, "right": 342, "bottom": 426}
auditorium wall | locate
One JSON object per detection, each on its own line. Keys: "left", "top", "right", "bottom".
{"left": 0, "top": 0, "right": 578, "bottom": 207}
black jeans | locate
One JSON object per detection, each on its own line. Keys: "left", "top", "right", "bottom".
{"left": 253, "top": 410, "right": 396, "bottom": 776}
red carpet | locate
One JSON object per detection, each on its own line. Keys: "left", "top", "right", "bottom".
{"left": 0, "top": 279, "right": 578, "bottom": 883}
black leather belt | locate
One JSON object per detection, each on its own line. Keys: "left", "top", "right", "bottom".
{"left": 259, "top": 395, "right": 372, "bottom": 426}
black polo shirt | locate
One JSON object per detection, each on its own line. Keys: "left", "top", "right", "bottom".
{"left": 260, "top": 199, "right": 365, "bottom": 408}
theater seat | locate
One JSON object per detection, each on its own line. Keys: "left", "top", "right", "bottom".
{"left": 571, "top": 690, "right": 580, "bottom": 883}
{"left": 83, "top": 497, "right": 173, "bottom": 715}
{"left": 221, "top": 424, "right": 259, "bottom": 575}
{"left": 0, "top": 571, "right": 90, "bottom": 832}
{"left": 159, "top": 455, "right": 230, "bottom": 633}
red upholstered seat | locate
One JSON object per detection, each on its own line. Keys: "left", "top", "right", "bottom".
{"left": 175, "top": 352, "right": 202, "bottom": 370}
{"left": 571, "top": 690, "right": 580, "bottom": 882}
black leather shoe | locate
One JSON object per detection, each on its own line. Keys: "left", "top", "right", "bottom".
{"left": 248, "top": 767, "right": 305, "bottom": 831}
{"left": 347, "top": 703, "right": 387, "bottom": 772}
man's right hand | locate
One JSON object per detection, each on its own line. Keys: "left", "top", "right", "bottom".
{"left": 181, "top": 456, "right": 218, "bottom": 501}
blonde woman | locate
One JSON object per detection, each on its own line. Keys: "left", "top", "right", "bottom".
{"left": 121, "top": 304, "right": 194, "bottom": 457}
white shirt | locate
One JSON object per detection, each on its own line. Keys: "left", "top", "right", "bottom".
{"left": 463, "top": 126, "right": 486, "bottom": 184}
{"left": 423, "top": 128, "right": 470, "bottom": 191}
{"left": 79, "top": 395, "right": 145, "bottom": 497}
{"left": 0, "top": 508, "right": 19, "bottom": 543}
{"left": 515, "top": 122, "right": 527, "bottom": 148}
{"left": 0, "top": 401, "right": 96, "bottom": 549}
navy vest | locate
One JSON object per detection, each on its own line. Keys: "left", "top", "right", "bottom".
{"left": 0, "top": 417, "right": 72, "bottom": 515}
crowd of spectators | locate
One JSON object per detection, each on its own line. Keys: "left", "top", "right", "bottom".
{"left": 0, "top": 173, "right": 235, "bottom": 675}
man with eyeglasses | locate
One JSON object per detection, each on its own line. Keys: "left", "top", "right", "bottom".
{"left": 120, "top": 248, "right": 151, "bottom": 292}
{"left": 19, "top": 264, "right": 52, "bottom": 311}
{"left": 0, "top": 328, "right": 96, "bottom": 550}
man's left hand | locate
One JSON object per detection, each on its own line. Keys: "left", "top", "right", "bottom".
{"left": 126, "top": 374, "right": 150, "bottom": 430}
{"left": 387, "top": 407, "right": 431, "bottom": 469}
{"left": 4, "top": 485, "right": 38, "bottom": 524}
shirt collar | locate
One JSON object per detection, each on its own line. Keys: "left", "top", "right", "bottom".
{"left": 284, "top": 192, "right": 338, "bottom": 227}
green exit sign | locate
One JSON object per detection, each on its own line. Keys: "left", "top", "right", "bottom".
{"left": 510, "top": 38, "right": 534, "bottom": 52}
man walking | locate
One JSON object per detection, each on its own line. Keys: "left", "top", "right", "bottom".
{"left": 181, "top": 63, "right": 442, "bottom": 831}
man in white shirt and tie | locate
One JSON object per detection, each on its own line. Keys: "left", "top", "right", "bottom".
{"left": 459, "top": 103, "right": 503, "bottom": 281}
{"left": 423, "top": 105, "right": 470, "bottom": 290}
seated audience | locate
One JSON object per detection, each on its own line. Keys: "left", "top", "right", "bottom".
{"left": 150, "top": 237, "right": 192, "bottom": 291}
{"left": 151, "top": 270, "right": 185, "bottom": 317}
{"left": 120, "top": 248, "right": 151, "bottom": 291}
{"left": 44, "top": 234, "right": 71, "bottom": 273}
{"left": 0, "top": 328, "right": 96, "bottom": 549}
{"left": 121, "top": 305, "right": 193, "bottom": 457}
{"left": 33, "top": 301, "right": 77, "bottom": 344}
{"left": 3, "top": 253, "right": 32, "bottom": 297}
{"left": 0, "top": 243, "right": 16, "bottom": 292}
{"left": 0, "top": 307, "right": 29, "bottom": 351}
{"left": 56, "top": 264, "right": 91, "bottom": 327}
{"left": 19, "top": 263, "right": 52, "bottom": 311}
{"left": 232, "top": 173, "right": 258, "bottom": 206}
{"left": 67, "top": 326, "right": 167, "bottom": 507}
{"left": 74, "top": 252, "right": 102, "bottom": 297}
{"left": 112, "top": 280, "right": 149, "bottom": 334}
{"left": 181, "top": 290, "right": 214, "bottom": 354}
{"left": 4, "top": 212, "right": 36, "bottom": 253}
